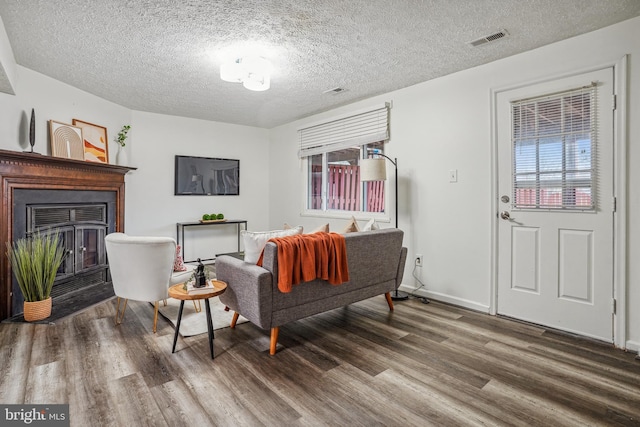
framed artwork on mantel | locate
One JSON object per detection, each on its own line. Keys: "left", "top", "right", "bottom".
{"left": 72, "top": 119, "right": 109, "bottom": 163}
{"left": 49, "top": 120, "right": 84, "bottom": 160}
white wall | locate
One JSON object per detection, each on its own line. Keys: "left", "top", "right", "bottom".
{"left": 0, "top": 66, "right": 131, "bottom": 155}
{"left": 126, "top": 111, "right": 270, "bottom": 261}
{"left": 0, "top": 15, "right": 17, "bottom": 94}
{"left": 269, "top": 16, "right": 640, "bottom": 350}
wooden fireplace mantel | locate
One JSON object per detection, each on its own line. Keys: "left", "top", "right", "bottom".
{"left": 0, "top": 149, "right": 136, "bottom": 320}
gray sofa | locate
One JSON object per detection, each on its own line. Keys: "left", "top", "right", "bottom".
{"left": 216, "top": 228, "right": 407, "bottom": 355}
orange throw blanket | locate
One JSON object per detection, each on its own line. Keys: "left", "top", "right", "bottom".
{"left": 257, "top": 232, "right": 349, "bottom": 293}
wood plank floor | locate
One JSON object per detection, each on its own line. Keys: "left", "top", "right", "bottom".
{"left": 1, "top": 296, "right": 639, "bottom": 426}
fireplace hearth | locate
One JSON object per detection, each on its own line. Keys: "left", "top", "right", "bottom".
{"left": 0, "top": 150, "right": 134, "bottom": 321}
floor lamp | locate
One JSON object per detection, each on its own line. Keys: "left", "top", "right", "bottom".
{"left": 360, "top": 152, "right": 410, "bottom": 301}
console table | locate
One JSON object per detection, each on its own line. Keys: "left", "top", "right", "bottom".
{"left": 176, "top": 220, "right": 247, "bottom": 263}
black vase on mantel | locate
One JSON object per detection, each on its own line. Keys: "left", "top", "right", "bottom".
{"left": 26, "top": 108, "right": 37, "bottom": 153}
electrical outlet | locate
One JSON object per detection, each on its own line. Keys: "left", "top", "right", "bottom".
{"left": 416, "top": 254, "right": 423, "bottom": 266}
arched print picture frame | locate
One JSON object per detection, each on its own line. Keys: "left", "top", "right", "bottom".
{"left": 49, "top": 120, "right": 84, "bottom": 160}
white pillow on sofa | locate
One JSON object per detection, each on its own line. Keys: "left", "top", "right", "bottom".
{"left": 362, "top": 218, "right": 380, "bottom": 231}
{"left": 310, "top": 223, "right": 330, "bottom": 233}
{"left": 284, "top": 223, "right": 329, "bottom": 233}
{"left": 242, "top": 226, "right": 303, "bottom": 264}
{"left": 341, "top": 216, "right": 361, "bottom": 234}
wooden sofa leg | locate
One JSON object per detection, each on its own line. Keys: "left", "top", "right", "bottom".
{"left": 270, "top": 327, "right": 279, "bottom": 355}
{"left": 230, "top": 312, "right": 239, "bottom": 328}
{"left": 384, "top": 292, "right": 394, "bottom": 311}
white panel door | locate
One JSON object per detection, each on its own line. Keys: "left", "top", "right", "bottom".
{"left": 497, "top": 68, "right": 614, "bottom": 341}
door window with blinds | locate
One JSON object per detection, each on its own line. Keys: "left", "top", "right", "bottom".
{"left": 511, "top": 84, "right": 596, "bottom": 210}
{"left": 299, "top": 105, "right": 389, "bottom": 214}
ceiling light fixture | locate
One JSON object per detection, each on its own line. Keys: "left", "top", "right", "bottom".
{"left": 220, "top": 56, "right": 272, "bottom": 91}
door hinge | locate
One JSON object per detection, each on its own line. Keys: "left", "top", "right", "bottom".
{"left": 612, "top": 94, "right": 617, "bottom": 110}
{"left": 613, "top": 298, "right": 617, "bottom": 315}
{"left": 613, "top": 196, "right": 617, "bottom": 213}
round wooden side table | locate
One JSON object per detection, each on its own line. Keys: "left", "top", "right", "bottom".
{"left": 168, "top": 280, "right": 227, "bottom": 359}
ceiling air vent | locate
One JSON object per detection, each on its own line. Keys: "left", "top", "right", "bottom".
{"left": 323, "top": 87, "right": 346, "bottom": 95}
{"left": 469, "top": 29, "right": 509, "bottom": 47}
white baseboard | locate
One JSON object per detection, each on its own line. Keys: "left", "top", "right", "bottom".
{"left": 626, "top": 340, "right": 640, "bottom": 355}
{"left": 397, "top": 284, "right": 490, "bottom": 314}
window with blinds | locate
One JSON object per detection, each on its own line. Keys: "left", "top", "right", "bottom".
{"left": 298, "top": 105, "right": 389, "bottom": 158}
{"left": 298, "top": 104, "right": 390, "bottom": 214}
{"left": 511, "top": 84, "right": 596, "bottom": 210}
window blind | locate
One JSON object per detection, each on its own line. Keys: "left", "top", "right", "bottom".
{"left": 511, "top": 84, "right": 596, "bottom": 210}
{"left": 298, "top": 105, "right": 389, "bottom": 158}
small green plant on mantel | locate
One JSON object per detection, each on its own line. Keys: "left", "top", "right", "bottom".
{"left": 6, "top": 230, "right": 66, "bottom": 302}
{"left": 116, "top": 125, "right": 131, "bottom": 147}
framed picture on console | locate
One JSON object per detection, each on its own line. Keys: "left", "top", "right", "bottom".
{"left": 72, "top": 119, "right": 109, "bottom": 163}
{"left": 49, "top": 120, "right": 85, "bottom": 160}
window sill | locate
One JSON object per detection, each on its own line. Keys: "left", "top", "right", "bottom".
{"left": 300, "top": 210, "right": 390, "bottom": 223}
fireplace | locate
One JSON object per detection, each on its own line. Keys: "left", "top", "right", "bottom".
{"left": 0, "top": 150, "right": 134, "bottom": 320}
{"left": 11, "top": 191, "right": 117, "bottom": 314}
{"left": 30, "top": 204, "right": 108, "bottom": 291}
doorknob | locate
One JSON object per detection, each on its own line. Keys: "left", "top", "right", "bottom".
{"left": 500, "top": 211, "right": 512, "bottom": 220}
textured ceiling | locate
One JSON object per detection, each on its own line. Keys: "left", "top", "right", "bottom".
{"left": 1, "top": 1, "right": 639, "bottom": 129}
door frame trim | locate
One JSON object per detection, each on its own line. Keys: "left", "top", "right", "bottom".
{"left": 489, "top": 56, "right": 628, "bottom": 349}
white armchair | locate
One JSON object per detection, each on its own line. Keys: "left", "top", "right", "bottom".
{"left": 105, "top": 233, "right": 177, "bottom": 333}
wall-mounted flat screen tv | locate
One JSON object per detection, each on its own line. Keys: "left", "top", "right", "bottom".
{"left": 174, "top": 155, "right": 240, "bottom": 196}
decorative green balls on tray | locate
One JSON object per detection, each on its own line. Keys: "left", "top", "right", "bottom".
{"left": 201, "top": 213, "right": 224, "bottom": 221}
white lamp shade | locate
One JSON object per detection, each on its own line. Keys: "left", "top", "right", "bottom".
{"left": 360, "top": 158, "right": 387, "bottom": 181}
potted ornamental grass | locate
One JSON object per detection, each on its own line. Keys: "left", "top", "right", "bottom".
{"left": 6, "top": 230, "right": 66, "bottom": 321}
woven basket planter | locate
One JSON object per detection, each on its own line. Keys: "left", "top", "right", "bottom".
{"left": 23, "top": 297, "right": 52, "bottom": 322}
